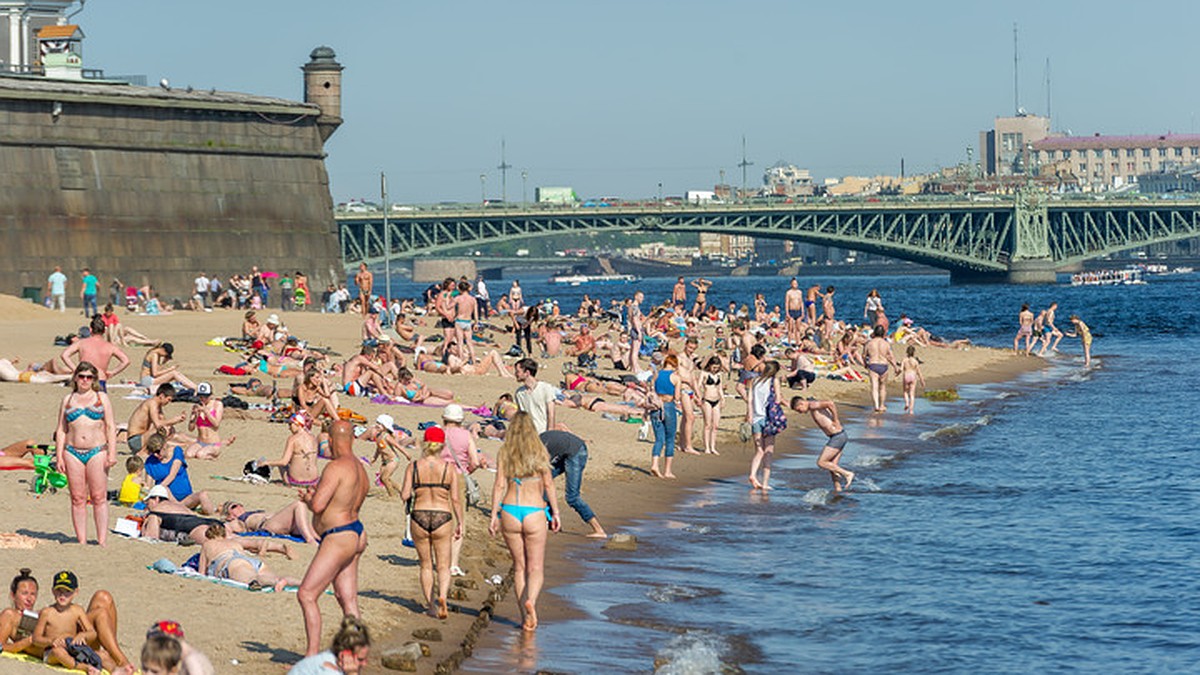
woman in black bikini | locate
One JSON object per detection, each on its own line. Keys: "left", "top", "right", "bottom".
{"left": 699, "top": 356, "right": 724, "bottom": 455}
{"left": 399, "top": 426, "right": 462, "bottom": 620}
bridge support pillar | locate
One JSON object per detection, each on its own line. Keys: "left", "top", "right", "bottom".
{"left": 412, "top": 258, "right": 476, "bottom": 283}
{"left": 1006, "top": 259, "right": 1059, "bottom": 284}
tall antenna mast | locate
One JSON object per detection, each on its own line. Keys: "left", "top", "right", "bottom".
{"left": 737, "top": 135, "right": 753, "bottom": 194}
{"left": 497, "top": 138, "right": 512, "bottom": 203}
{"left": 1013, "top": 23, "right": 1019, "bottom": 115}
{"left": 1045, "top": 57, "right": 1052, "bottom": 125}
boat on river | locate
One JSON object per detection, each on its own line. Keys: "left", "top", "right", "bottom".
{"left": 550, "top": 273, "right": 639, "bottom": 286}
{"left": 1070, "top": 268, "right": 1146, "bottom": 286}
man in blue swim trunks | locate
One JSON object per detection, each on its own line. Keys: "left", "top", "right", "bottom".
{"left": 298, "top": 420, "right": 369, "bottom": 656}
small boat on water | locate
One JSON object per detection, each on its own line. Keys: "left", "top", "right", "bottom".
{"left": 550, "top": 273, "right": 639, "bottom": 286}
{"left": 1070, "top": 268, "right": 1146, "bottom": 286}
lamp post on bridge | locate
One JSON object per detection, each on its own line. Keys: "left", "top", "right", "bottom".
{"left": 480, "top": 174, "right": 486, "bottom": 205}
{"left": 522, "top": 170, "right": 528, "bottom": 207}
{"left": 380, "top": 171, "right": 390, "bottom": 306}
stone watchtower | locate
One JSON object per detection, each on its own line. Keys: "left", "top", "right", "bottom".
{"left": 302, "top": 46, "right": 343, "bottom": 142}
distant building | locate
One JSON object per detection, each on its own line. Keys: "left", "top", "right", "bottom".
{"left": 979, "top": 114, "right": 1051, "bottom": 177}
{"left": 763, "top": 162, "right": 815, "bottom": 196}
{"left": 698, "top": 233, "right": 754, "bottom": 259}
{"left": 1031, "top": 134, "right": 1200, "bottom": 191}
{"left": 0, "top": 0, "right": 75, "bottom": 74}
{"left": 1137, "top": 164, "right": 1200, "bottom": 194}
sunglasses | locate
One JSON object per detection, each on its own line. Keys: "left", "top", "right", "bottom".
{"left": 76, "top": 374, "right": 95, "bottom": 380}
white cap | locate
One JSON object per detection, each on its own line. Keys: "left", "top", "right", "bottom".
{"left": 635, "top": 370, "right": 654, "bottom": 382}
{"left": 378, "top": 334, "right": 392, "bottom": 342}
{"left": 442, "top": 403, "right": 465, "bottom": 422}
{"left": 196, "top": 382, "right": 213, "bottom": 396}
{"left": 375, "top": 414, "right": 395, "bottom": 430}
{"left": 267, "top": 314, "right": 280, "bottom": 325}
{"left": 146, "top": 485, "right": 171, "bottom": 500}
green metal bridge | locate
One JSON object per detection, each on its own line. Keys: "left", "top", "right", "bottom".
{"left": 336, "top": 193, "right": 1200, "bottom": 283}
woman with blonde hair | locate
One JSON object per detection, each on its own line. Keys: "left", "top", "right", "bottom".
{"left": 399, "top": 426, "right": 463, "bottom": 619}
{"left": 488, "top": 412, "right": 560, "bottom": 631}
{"left": 54, "top": 361, "right": 117, "bottom": 546}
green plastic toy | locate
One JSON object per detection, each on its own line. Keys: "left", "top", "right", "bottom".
{"left": 32, "top": 454, "right": 68, "bottom": 494}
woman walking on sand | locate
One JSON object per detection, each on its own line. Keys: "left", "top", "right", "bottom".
{"left": 489, "top": 412, "right": 560, "bottom": 631}
{"left": 54, "top": 362, "right": 117, "bottom": 546}
{"left": 400, "top": 426, "right": 463, "bottom": 619}
{"left": 747, "top": 360, "right": 783, "bottom": 490}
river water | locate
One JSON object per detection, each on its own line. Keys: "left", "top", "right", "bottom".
{"left": 382, "top": 272, "right": 1200, "bottom": 674}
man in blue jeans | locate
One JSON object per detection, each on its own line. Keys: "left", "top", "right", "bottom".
{"left": 540, "top": 430, "right": 607, "bottom": 538}
{"left": 80, "top": 267, "right": 99, "bottom": 317}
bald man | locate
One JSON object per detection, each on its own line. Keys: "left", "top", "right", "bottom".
{"left": 297, "top": 420, "right": 369, "bottom": 656}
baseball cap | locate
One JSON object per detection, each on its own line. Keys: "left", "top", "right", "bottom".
{"left": 423, "top": 426, "right": 445, "bottom": 444}
{"left": 267, "top": 314, "right": 280, "bottom": 325}
{"left": 196, "top": 382, "right": 213, "bottom": 396}
{"left": 52, "top": 571, "right": 78, "bottom": 592}
{"left": 146, "top": 485, "right": 171, "bottom": 500}
{"left": 442, "top": 403, "right": 465, "bottom": 422}
{"left": 289, "top": 411, "right": 309, "bottom": 428}
{"left": 375, "top": 414, "right": 395, "bottom": 431}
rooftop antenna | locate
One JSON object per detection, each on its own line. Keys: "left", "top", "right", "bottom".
{"left": 497, "top": 138, "right": 512, "bottom": 203}
{"left": 1013, "top": 23, "right": 1020, "bottom": 115}
{"left": 737, "top": 135, "right": 753, "bottom": 194}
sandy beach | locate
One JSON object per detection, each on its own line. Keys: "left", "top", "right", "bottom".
{"left": 0, "top": 295, "right": 1037, "bottom": 673}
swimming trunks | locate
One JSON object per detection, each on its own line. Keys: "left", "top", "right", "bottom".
{"left": 18, "top": 371, "right": 32, "bottom": 383}
{"left": 65, "top": 444, "right": 103, "bottom": 464}
{"left": 128, "top": 434, "right": 144, "bottom": 453}
{"left": 318, "top": 520, "right": 364, "bottom": 542}
{"left": 344, "top": 381, "right": 364, "bottom": 397}
{"left": 825, "top": 430, "right": 848, "bottom": 450}
{"left": 787, "top": 309, "right": 804, "bottom": 320}
{"left": 867, "top": 363, "right": 889, "bottom": 376}
{"left": 454, "top": 318, "right": 472, "bottom": 328}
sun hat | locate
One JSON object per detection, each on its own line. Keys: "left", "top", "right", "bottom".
{"left": 146, "top": 485, "right": 171, "bottom": 500}
{"left": 375, "top": 414, "right": 395, "bottom": 430}
{"left": 442, "top": 403, "right": 465, "bottom": 422}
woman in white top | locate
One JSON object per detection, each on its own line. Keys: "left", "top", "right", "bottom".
{"left": 863, "top": 289, "right": 883, "bottom": 323}
{"left": 747, "top": 360, "right": 782, "bottom": 491}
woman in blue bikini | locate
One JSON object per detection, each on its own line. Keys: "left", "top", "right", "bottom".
{"left": 488, "top": 412, "right": 560, "bottom": 631}
{"left": 54, "top": 362, "right": 117, "bottom": 546}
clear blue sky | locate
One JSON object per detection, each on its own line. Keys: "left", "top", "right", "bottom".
{"left": 79, "top": 0, "right": 1200, "bottom": 203}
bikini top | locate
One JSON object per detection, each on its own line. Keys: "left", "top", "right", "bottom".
{"left": 195, "top": 407, "right": 217, "bottom": 428}
{"left": 237, "top": 510, "right": 265, "bottom": 523}
{"left": 65, "top": 402, "right": 104, "bottom": 423}
{"left": 413, "top": 461, "right": 452, "bottom": 493}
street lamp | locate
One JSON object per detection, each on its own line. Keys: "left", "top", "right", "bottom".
{"left": 480, "top": 174, "right": 486, "bottom": 204}
{"left": 658, "top": 182, "right": 663, "bottom": 203}
{"left": 522, "top": 170, "right": 528, "bottom": 206}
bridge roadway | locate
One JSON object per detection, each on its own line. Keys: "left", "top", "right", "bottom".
{"left": 336, "top": 194, "right": 1200, "bottom": 283}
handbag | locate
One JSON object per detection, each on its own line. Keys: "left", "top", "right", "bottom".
{"left": 762, "top": 381, "right": 788, "bottom": 436}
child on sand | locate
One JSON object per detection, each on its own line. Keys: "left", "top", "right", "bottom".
{"left": 118, "top": 455, "right": 146, "bottom": 505}
{"left": 32, "top": 571, "right": 102, "bottom": 674}
{"left": 899, "top": 345, "right": 926, "bottom": 414}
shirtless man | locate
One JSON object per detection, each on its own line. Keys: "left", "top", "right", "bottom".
{"left": 790, "top": 397, "right": 854, "bottom": 491}
{"left": 434, "top": 279, "right": 457, "bottom": 358}
{"left": 671, "top": 277, "right": 687, "bottom": 309}
{"left": 341, "top": 346, "right": 387, "bottom": 398}
{"left": 298, "top": 420, "right": 369, "bottom": 657}
{"left": 59, "top": 317, "right": 130, "bottom": 390}
{"left": 784, "top": 278, "right": 805, "bottom": 344}
{"left": 862, "top": 325, "right": 897, "bottom": 413}
{"left": 260, "top": 413, "right": 320, "bottom": 487}
{"left": 354, "top": 263, "right": 373, "bottom": 317}
{"left": 805, "top": 284, "right": 821, "bottom": 326}
{"left": 571, "top": 324, "right": 597, "bottom": 366}
{"left": 126, "top": 384, "right": 190, "bottom": 455}
{"left": 1014, "top": 303, "right": 1035, "bottom": 355}
{"left": 676, "top": 338, "right": 703, "bottom": 455}
{"left": 1039, "top": 302, "right": 1064, "bottom": 355}
{"left": 454, "top": 280, "right": 478, "bottom": 363}
{"left": 690, "top": 278, "right": 711, "bottom": 318}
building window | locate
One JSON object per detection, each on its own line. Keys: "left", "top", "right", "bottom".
{"left": 1127, "top": 162, "right": 1135, "bottom": 172}
{"left": 1158, "top": 148, "right": 1167, "bottom": 157}
{"left": 1142, "top": 148, "right": 1151, "bottom": 157}
{"left": 1175, "top": 147, "right": 1184, "bottom": 157}
{"left": 1143, "top": 161, "right": 1152, "bottom": 171}
{"left": 1094, "top": 164, "right": 1104, "bottom": 174}
{"left": 1046, "top": 150, "right": 1056, "bottom": 160}
{"left": 1191, "top": 147, "right": 1199, "bottom": 156}
{"left": 1063, "top": 150, "right": 1072, "bottom": 159}
{"left": 1126, "top": 148, "right": 1137, "bottom": 158}
{"left": 1079, "top": 163, "right": 1088, "bottom": 173}
{"left": 1111, "top": 162, "right": 1119, "bottom": 173}
{"left": 1093, "top": 149, "right": 1104, "bottom": 158}
{"left": 1110, "top": 149, "right": 1119, "bottom": 158}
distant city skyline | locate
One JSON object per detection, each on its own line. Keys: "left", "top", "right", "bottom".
{"left": 76, "top": 0, "right": 1200, "bottom": 203}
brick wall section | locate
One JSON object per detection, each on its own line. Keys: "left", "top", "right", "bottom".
{"left": 0, "top": 83, "right": 342, "bottom": 301}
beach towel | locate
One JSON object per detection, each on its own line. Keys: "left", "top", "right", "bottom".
{"left": 146, "top": 563, "right": 328, "bottom": 595}
{"left": 0, "top": 650, "right": 125, "bottom": 674}
{"left": 238, "top": 530, "right": 305, "bottom": 543}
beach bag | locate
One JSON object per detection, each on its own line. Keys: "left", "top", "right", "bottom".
{"left": 464, "top": 473, "right": 482, "bottom": 507}
{"left": 222, "top": 394, "right": 249, "bottom": 410}
{"left": 638, "top": 419, "right": 652, "bottom": 442}
{"left": 762, "top": 382, "right": 788, "bottom": 436}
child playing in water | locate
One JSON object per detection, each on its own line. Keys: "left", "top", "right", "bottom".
{"left": 899, "top": 345, "right": 926, "bottom": 414}
{"left": 33, "top": 571, "right": 102, "bottom": 674}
